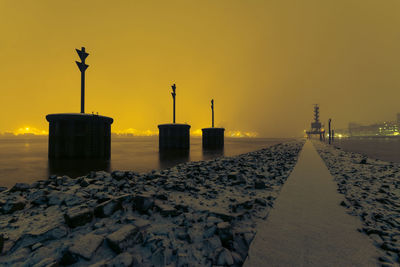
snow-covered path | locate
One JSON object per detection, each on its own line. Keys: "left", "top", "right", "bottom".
{"left": 244, "top": 140, "right": 379, "bottom": 266}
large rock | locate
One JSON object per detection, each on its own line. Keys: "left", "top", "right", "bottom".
{"left": 112, "top": 171, "right": 126, "bottom": 181}
{"left": 217, "top": 222, "right": 233, "bottom": 247}
{"left": 64, "top": 205, "right": 93, "bottom": 228}
{"left": 133, "top": 194, "right": 154, "bottom": 214}
{"left": 107, "top": 252, "right": 134, "bottom": 266}
{"left": 216, "top": 248, "right": 234, "bottom": 266}
{"left": 131, "top": 218, "right": 151, "bottom": 229}
{"left": 11, "top": 224, "right": 67, "bottom": 252}
{"left": 94, "top": 199, "right": 122, "bottom": 218}
{"left": 106, "top": 225, "right": 140, "bottom": 253}
{"left": 155, "top": 202, "right": 180, "bottom": 217}
{"left": 10, "top": 183, "right": 30, "bottom": 192}
{"left": 68, "top": 233, "right": 104, "bottom": 260}
{"left": 1, "top": 197, "right": 26, "bottom": 214}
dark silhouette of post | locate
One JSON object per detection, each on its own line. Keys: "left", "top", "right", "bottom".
{"left": 328, "top": 118, "right": 332, "bottom": 144}
{"left": 171, "top": 84, "right": 176, "bottom": 123}
{"left": 46, "top": 46, "right": 114, "bottom": 159}
{"left": 76, "top": 47, "right": 89, "bottom": 113}
{"left": 202, "top": 98, "right": 224, "bottom": 149}
{"left": 158, "top": 83, "right": 190, "bottom": 150}
{"left": 211, "top": 99, "right": 214, "bottom": 128}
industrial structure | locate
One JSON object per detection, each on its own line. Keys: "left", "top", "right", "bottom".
{"left": 306, "top": 104, "right": 325, "bottom": 140}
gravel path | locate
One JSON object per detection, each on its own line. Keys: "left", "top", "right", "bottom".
{"left": 0, "top": 140, "right": 304, "bottom": 266}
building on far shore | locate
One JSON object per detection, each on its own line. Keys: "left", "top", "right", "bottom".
{"left": 347, "top": 114, "right": 400, "bottom": 137}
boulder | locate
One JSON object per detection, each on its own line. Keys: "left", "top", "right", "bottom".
{"left": 155, "top": 202, "right": 180, "bottom": 217}
{"left": 132, "top": 218, "right": 151, "bottom": 229}
{"left": 80, "top": 178, "right": 90, "bottom": 187}
{"left": 216, "top": 248, "right": 234, "bottom": 266}
{"left": 64, "top": 193, "right": 85, "bottom": 207}
{"left": 69, "top": 233, "right": 104, "bottom": 260}
{"left": 64, "top": 205, "right": 93, "bottom": 228}
{"left": 106, "top": 225, "right": 140, "bottom": 253}
{"left": 112, "top": 171, "right": 126, "bottom": 181}
{"left": 94, "top": 199, "right": 122, "bottom": 218}
{"left": 217, "top": 222, "right": 233, "bottom": 247}
{"left": 133, "top": 194, "right": 154, "bottom": 214}
{"left": 11, "top": 224, "right": 67, "bottom": 252}
{"left": 1, "top": 197, "right": 26, "bottom": 214}
{"left": 10, "top": 183, "right": 30, "bottom": 192}
{"left": 108, "top": 252, "right": 134, "bottom": 266}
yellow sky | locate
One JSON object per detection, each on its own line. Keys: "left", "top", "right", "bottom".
{"left": 1, "top": 0, "right": 399, "bottom": 137}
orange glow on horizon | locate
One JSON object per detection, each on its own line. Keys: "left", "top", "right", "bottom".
{"left": 2, "top": 127, "right": 259, "bottom": 138}
{"left": 14, "top": 127, "right": 48, "bottom": 136}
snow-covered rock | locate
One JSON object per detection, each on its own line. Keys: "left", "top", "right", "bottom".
{"left": 0, "top": 140, "right": 304, "bottom": 266}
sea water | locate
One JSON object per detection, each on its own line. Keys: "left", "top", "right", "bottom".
{"left": 0, "top": 136, "right": 289, "bottom": 188}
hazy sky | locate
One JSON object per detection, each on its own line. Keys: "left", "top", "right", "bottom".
{"left": 1, "top": 0, "right": 399, "bottom": 137}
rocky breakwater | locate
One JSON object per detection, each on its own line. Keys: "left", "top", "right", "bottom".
{"left": 0, "top": 141, "right": 304, "bottom": 267}
{"left": 314, "top": 141, "right": 400, "bottom": 266}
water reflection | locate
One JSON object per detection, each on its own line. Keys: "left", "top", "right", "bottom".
{"left": 202, "top": 148, "right": 225, "bottom": 160}
{"left": 158, "top": 150, "right": 190, "bottom": 170}
{"left": 48, "top": 158, "right": 110, "bottom": 178}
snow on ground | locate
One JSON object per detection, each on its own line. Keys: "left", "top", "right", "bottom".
{"left": 314, "top": 141, "right": 400, "bottom": 266}
{"left": 0, "top": 140, "right": 304, "bottom": 267}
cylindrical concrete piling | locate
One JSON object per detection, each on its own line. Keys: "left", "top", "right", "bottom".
{"left": 202, "top": 128, "right": 225, "bottom": 149}
{"left": 158, "top": 123, "right": 191, "bottom": 150}
{"left": 46, "top": 113, "right": 113, "bottom": 159}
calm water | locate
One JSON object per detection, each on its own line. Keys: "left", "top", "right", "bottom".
{"left": 0, "top": 137, "right": 289, "bottom": 188}
{"left": 332, "top": 137, "right": 400, "bottom": 163}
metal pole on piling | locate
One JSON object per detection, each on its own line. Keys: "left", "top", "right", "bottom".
{"left": 211, "top": 99, "right": 214, "bottom": 128}
{"left": 328, "top": 118, "right": 332, "bottom": 144}
{"left": 171, "top": 84, "right": 176, "bottom": 123}
{"left": 81, "top": 70, "right": 85, "bottom": 113}
{"left": 76, "top": 47, "right": 89, "bottom": 114}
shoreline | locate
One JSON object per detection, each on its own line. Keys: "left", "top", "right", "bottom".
{"left": 314, "top": 141, "right": 400, "bottom": 265}
{"left": 0, "top": 137, "right": 293, "bottom": 188}
{"left": 0, "top": 140, "right": 304, "bottom": 266}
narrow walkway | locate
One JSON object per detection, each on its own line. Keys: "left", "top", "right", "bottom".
{"left": 244, "top": 141, "right": 379, "bottom": 266}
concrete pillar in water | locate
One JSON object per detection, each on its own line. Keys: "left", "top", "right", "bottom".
{"left": 202, "top": 99, "right": 224, "bottom": 149}
{"left": 158, "top": 123, "right": 190, "bottom": 150}
{"left": 158, "top": 83, "right": 191, "bottom": 150}
{"left": 46, "top": 47, "right": 114, "bottom": 159}
{"left": 202, "top": 128, "right": 225, "bottom": 149}
{"left": 46, "top": 113, "right": 113, "bottom": 159}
